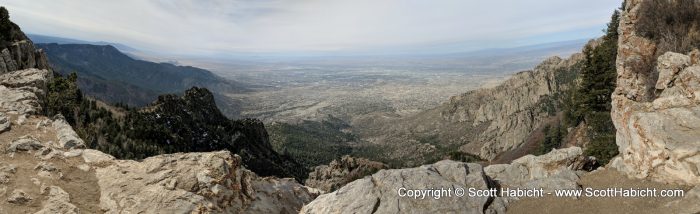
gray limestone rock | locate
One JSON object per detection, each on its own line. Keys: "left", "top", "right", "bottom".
{"left": 35, "top": 186, "right": 79, "bottom": 214}
{"left": 7, "top": 189, "right": 32, "bottom": 204}
{"left": 7, "top": 135, "right": 44, "bottom": 152}
{"left": 0, "top": 112, "right": 9, "bottom": 133}
{"left": 52, "top": 115, "right": 86, "bottom": 149}
{"left": 301, "top": 160, "right": 503, "bottom": 214}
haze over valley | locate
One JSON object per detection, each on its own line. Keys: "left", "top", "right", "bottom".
{"left": 184, "top": 39, "right": 586, "bottom": 123}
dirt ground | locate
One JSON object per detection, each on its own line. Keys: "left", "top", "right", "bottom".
{"left": 0, "top": 114, "right": 102, "bottom": 213}
{"left": 507, "top": 169, "right": 692, "bottom": 214}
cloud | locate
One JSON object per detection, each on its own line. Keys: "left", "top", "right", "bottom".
{"left": 2, "top": 0, "right": 622, "bottom": 56}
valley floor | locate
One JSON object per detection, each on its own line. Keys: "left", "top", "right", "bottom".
{"left": 226, "top": 69, "right": 508, "bottom": 123}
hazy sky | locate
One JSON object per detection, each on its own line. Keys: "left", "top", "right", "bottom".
{"left": 4, "top": 0, "right": 621, "bottom": 56}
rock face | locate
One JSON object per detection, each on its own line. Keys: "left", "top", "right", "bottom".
{"left": 95, "top": 151, "right": 317, "bottom": 213}
{"left": 0, "top": 40, "right": 51, "bottom": 74}
{"left": 305, "top": 156, "right": 388, "bottom": 192}
{"left": 611, "top": 0, "right": 700, "bottom": 185}
{"left": 361, "top": 49, "right": 587, "bottom": 165}
{"left": 449, "top": 56, "right": 584, "bottom": 160}
{"left": 301, "top": 147, "right": 591, "bottom": 213}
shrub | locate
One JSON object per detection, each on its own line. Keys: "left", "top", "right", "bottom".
{"left": 636, "top": 0, "right": 700, "bottom": 56}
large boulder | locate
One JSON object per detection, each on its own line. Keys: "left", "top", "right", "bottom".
{"left": 7, "top": 135, "right": 44, "bottom": 152}
{"left": 94, "top": 151, "right": 316, "bottom": 214}
{"left": 51, "top": 115, "right": 85, "bottom": 149}
{"left": 301, "top": 160, "right": 505, "bottom": 214}
{"left": 0, "top": 69, "right": 51, "bottom": 115}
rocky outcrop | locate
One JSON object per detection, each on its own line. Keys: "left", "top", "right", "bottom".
{"left": 611, "top": 0, "right": 700, "bottom": 186}
{"left": 1, "top": 133, "right": 317, "bottom": 213}
{"left": 363, "top": 48, "right": 587, "bottom": 165}
{"left": 440, "top": 54, "right": 583, "bottom": 160}
{"left": 0, "top": 40, "right": 51, "bottom": 74}
{"left": 0, "top": 68, "right": 51, "bottom": 115}
{"left": 0, "top": 8, "right": 51, "bottom": 74}
{"left": 94, "top": 151, "right": 317, "bottom": 213}
{"left": 0, "top": 68, "right": 315, "bottom": 213}
{"left": 301, "top": 147, "right": 592, "bottom": 213}
{"left": 453, "top": 54, "right": 585, "bottom": 160}
{"left": 305, "top": 155, "right": 388, "bottom": 192}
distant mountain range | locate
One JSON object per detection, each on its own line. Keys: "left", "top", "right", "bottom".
{"left": 28, "top": 34, "right": 138, "bottom": 52}
{"left": 35, "top": 43, "right": 245, "bottom": 116}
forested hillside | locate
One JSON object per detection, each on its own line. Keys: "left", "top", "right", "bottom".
{"left": 44, "top": 73, "right": 308, "bottom": 181}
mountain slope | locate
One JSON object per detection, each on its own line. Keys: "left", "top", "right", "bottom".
{"left": 44, "top": 73, "right": 308, "bottom": 181}
{"left": 126, "top": 87, "right": 308, "bottom": 180}
{"left": 352, "top": 48, "right": 587, "bottom": 167}
{"left": 28, "top": 33, "right": 137, "bottom": 52}
{"left": 36, "top": 43, "right": 245, "bottom": 109}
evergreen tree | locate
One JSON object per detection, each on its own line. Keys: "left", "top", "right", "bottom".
{"left": 0, "top": 7, "right": 10, "bottom": 39}
{"left": 574, "top": 9, "right": 621, "bottom": 164}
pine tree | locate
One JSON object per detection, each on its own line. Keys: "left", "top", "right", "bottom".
{"left": 574, "top": 8, "right": 621, "bottom": 164}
